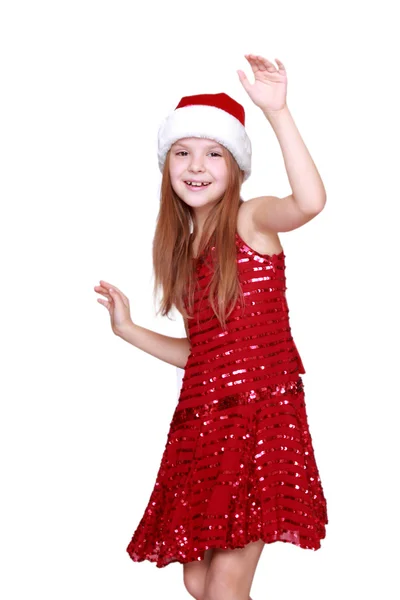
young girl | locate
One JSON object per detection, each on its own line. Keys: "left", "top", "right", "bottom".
{"left": 94, "top": 54, "right": 328, "bottom": 600}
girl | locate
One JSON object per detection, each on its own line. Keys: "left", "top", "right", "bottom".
{"left": 94, "top": 54, "right": 328, "bottom": 600}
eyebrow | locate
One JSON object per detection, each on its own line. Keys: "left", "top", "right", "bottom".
{"left": 172, "top": 141, "right": 223, "bottom": 150}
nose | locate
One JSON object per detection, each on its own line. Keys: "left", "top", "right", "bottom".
{"left": 188, "top": 155, "right": 206, "bottom": 172}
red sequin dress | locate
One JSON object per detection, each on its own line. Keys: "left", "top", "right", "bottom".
{"left": 126, "top": 231, "right": 328, "bottom": 568}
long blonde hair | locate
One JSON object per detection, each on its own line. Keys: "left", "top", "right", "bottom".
{"left": 152, "top": 147, "right": 246, "bottom": 331}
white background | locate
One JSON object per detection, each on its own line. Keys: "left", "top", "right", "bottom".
{"left": 1, "top": 1, "right": 399, "bottom": 598}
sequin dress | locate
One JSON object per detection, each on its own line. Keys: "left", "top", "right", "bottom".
{"left": 126, "top": 231, "right": 328, "bottom": 568}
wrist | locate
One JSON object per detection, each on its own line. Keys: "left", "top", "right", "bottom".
{"left": 115, "top": 319, "right": 135, "bottom": 340}
{"left": 262, "top": 104, "right": 289, "bottom": 120}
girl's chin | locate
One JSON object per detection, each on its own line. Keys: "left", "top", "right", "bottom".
{"left": 180, "top": 197, "right": 221, "bottom": 210}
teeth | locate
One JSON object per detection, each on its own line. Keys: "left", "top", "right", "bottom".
{"left": 186, "top": 181, "right": 210, "bottom": 186}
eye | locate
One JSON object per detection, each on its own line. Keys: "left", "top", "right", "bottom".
{"left": 175, "top": 151, "right": 222, "bottom": 157}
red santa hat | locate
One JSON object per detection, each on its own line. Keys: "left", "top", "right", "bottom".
{"left": 157, "top": 92, "right": 252, "bottom": 181}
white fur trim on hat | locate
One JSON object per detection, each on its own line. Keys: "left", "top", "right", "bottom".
{"left": 157, "top": 104, "right": 252, "bottom": 181}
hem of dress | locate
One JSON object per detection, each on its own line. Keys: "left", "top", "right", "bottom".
{"left": 126, "top": 530, "right": 327, "bottom": 569}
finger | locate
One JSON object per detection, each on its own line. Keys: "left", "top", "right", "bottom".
{"left": 97, "top": 298, "right": 110, "bottom": 310}
{"left": 254, "top": 55, "right": 269, "bottom": 71}
{"left": 275, "top": 58, "right": 286, "bottom": 71}
{"left": 108, "top": 287, "right": 121, "bottom": 304}
{"left": 257, "top": 55, "right": 278, "bottom": 72}
{"left": 244, "top": 54, "right": 260, "bottom": 73}
{"left": 99, "top": 280, "right": 128, "bottom": 302}
{"left": 94, "top": 285, "right": 111, "bottom": 294}
{"left": 99, "top": 279, "right": 119, "bottom": 292}
{"left": 94, "top": 285, "right": 112, "bottom": 300}
{"left": 237, "top": 70, "right": 252, "bottom": 93}
{"left": 108, "top": 286, "right": 130, "bottom": 309}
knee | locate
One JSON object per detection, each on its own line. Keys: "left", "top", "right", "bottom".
{"left": 183, "top": 569, "right": 205, "bottom": 600}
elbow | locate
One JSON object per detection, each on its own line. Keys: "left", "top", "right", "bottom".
{"left": 318, "top": 194, "right": 327, "bottom": 212}
{"left": 308, "top": 195, "right": 326, "bottom": 214}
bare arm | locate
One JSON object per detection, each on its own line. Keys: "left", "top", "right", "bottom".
{"left": 118, "top": 321, "right": 191, "bottom": 370}
{"left": 248, "top": 106, "right": 326, "bottom": 234}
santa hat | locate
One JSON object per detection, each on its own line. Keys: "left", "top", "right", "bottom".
{"left": 157, "top": 92, "right": 252, "bottom": 181}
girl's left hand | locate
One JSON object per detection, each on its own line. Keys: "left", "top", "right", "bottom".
{"left": 237, "top": 54, "right": 288, "bottom": 114}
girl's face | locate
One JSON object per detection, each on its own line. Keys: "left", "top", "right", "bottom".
{"left": 169, "top": 137, "right": 229, "bottom": 211}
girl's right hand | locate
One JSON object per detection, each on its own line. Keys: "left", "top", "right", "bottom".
{"left": 94, "top": 280, "right": 133, "bottom": 336}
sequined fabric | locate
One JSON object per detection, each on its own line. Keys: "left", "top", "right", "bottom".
{"left": 126, "top": 231, "right": 328, "bottom": 568}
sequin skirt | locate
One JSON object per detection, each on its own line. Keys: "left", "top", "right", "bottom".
{"left": 126, "top": 376, "right": 328, "bottom": 568}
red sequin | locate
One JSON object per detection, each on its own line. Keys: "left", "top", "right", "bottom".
{"left": 126, "top": 231, "right": 328, "bottom": 568}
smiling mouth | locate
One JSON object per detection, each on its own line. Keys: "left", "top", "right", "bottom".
{"left": 184, "top": 181, "right": 212, "bottom": 190}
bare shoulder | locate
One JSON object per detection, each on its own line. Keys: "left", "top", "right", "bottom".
{"left": 237, "top": 198, "right": 284, "bottom": 256}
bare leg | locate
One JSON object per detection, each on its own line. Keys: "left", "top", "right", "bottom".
{"left": 183, "top": 547, "right": 256, "bottom": 600}
{"left": 204, "top": 539, "right": 265, "bottom": 600}
{"left": 183, "top": 549, "right": 213, "bottom": 600}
